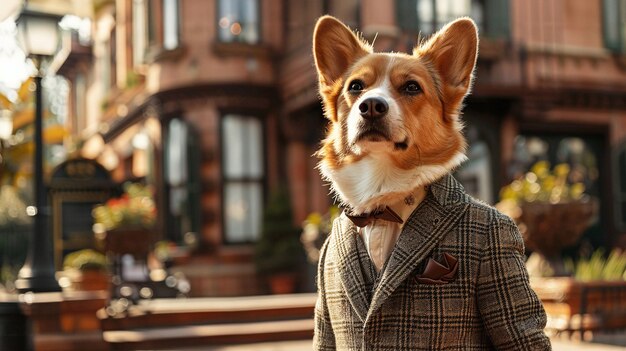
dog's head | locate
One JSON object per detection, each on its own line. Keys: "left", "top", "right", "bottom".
{"left": 313, "top": 16, "right": 478, "bottom": 213}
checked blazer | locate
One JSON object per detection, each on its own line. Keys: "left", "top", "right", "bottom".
{"left": 314, "top": 174, "right": 551, "bottom": 350}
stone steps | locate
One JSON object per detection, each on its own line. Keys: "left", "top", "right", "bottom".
{"left": 103, "top": 318, "right": 314, "bottom": 350}
{"left": 99, "top": 293, "right": 317, "bottom": 350}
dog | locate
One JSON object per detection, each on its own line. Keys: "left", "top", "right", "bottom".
{"left": 312, "top": 16, "right": 550, "bottom": 350}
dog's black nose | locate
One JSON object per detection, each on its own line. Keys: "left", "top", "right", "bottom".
{"left": 359, "top": 97, "right": 388, "bottom": 120}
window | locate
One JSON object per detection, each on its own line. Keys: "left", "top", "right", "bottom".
{"left": 132, "top": 0, "right": 148, "bottom": 66}
{"left": 165, "top": 119, "right": 201, "bottom": 244}
{"left": 603, "top": 0, "right": 626, "bottom": 53}
{"left": 397, "top": 0, "right": 510, "bottom": 38}
{"left": 397, "top": 0, "right": 484, "bottom": 34}
{"left": 73, "top": 73, "right": 85, "bottom": 133}
{"left": 101, "top": 38, "right": 111, "bottom": 94}
{"left": 217, "top": 0, "right": 260, "bottom": 44}
{"left": 163, "top": 0, "right": 180, "bottom": 50}
{"left": 134, "top": 0, "right": 180, "bottom": 62}
{"left": 221, "top": 115, "right": 264, "bottom": 243}
{"left": 456, "top": 126, "right": 494, "bottom": 203}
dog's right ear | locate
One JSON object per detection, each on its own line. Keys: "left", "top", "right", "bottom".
{"left": 313, "top": 16, "right": 370, "bottom": 96}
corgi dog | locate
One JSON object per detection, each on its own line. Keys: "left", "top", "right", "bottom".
{"left": 313, "top": 15, "right": 478, "bottom": 214}
{"left": 311, "top": 17, "right": 551, "bottom": 350}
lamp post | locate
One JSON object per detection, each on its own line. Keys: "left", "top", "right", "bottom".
{"left": 14, "top": 6, "right": 63, "bottom": 293}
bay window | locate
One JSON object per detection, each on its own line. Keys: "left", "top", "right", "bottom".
{"left": 221, "top": 115, "right": 264, "bottom": 243}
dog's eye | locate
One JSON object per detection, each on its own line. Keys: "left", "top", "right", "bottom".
{"left": 403, "top": 81, "right": 422, "bottom": 95}
{"left": 348, "top": 80, "right": 364, "bottom": 93}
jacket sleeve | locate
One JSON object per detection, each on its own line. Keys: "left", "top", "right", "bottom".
{"left": 477, "top": 213, "right": 551, "bottom": 350}
{"left": 313, "top": 237, "right": 336, "bottom": 351}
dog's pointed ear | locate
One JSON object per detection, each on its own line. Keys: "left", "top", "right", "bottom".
{"left": 414, "top": 18, "right": 478, "bottom": 119}
{"left": 313, "top": 16, "right": 371, "bottom": 93}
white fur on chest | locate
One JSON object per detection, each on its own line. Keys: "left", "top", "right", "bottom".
{"left": 320, "top": 151, "right": 467, "bottom": 213}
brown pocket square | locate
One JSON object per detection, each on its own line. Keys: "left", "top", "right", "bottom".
{"left": 415, "top": 252, "right": 459, "bottom": 285}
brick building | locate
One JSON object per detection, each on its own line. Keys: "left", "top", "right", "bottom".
{"left": 57, "top": 0, "right": 626, "bottom": 296}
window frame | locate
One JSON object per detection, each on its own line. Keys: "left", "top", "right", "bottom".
{"left": 219, "top": 112, "right": 267, "bottom": 245}
{"left": 132, "top": 0, "right": 148, "bottom": 67}
{"left": 215, "top": 0, "right": 262, "bottom": 45}
{"left": 396, "top": 0, "right": 509, "bottom": 39}
{"left": 602, "top": 0, "right": 625, "bottom": 53}
{"left": 163, "top": 117, "right": 202, "bottom": 244}
{"left": 73, "top": 72, "right": 86, "bottom": 133}
{"left": 614, "top": 140, "right": 626, "bottom": 230}
{"left": 162, "top": 0, "right": 181, "bottom": 50}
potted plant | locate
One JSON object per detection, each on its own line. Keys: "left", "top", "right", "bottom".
{"left": 92, "top": 182, "right": 156, "bottom": 291}
{"left": 62, "top": 249, "right": 109, "bottom": 291}
{"left": 255, "top": 186, "right": 306, "bottom": 294}
{"left": 300, "top": 206, "right": 340, "bottom": 291}
{"left": 92, "top": 182, "right": 156, "bottom": 257}
{"left": 497, "top": 161, "right": 597, "bottom": 276}
{"left": 301, "top": 206, "right": 340, "bottom": 263}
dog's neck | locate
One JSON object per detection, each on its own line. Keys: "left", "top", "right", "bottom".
{"left": 320, "top": 151, "right": 467, "bottom": 214}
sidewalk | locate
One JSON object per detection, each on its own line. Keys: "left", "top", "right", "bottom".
{"left": 180, "top": 338, "right": 626, "bottom": 350}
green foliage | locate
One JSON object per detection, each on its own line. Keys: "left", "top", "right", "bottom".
{"left": 0, "top": 185, "right": 29, "bottom": 227}
{"left": 255, "top": 186, "right": 305, "bottom": 275}
{"left": 92, "top": 182, "right": 156, "bottom": 231}
{"left": 565, "top": 248, "right": 626, "bottom": 281}
{"left": 126, "top": 71, "right": 141, "bottom": 88}
{"left": 63, "top": 249, "right": 108, "bottom": 272}
{"left": 301, "top": 206, "right": 340, "bottom": 263}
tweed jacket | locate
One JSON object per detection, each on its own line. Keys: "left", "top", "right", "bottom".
{"left": 314, "top": 174, "right": 551, "bottom": 350}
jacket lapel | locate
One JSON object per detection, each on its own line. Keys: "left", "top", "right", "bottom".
{"left": 366, "top": 174, "right": 470, "bottom": 322}
{"left": 333, "top": 213, "right": 371, "bottom": 322}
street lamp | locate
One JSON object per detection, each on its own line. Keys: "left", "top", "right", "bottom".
{"left": 14, "top": 5, "right": 63, "bottom": 293}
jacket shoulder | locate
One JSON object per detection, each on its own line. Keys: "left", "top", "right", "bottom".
{"left": 461, "top": 194, "right": 524, "bottom": 250}
{"left": 461, "top": 194, "right": 519, "bottom": 230}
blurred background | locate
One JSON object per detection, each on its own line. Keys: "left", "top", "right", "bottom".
{"left": 0, "top": 0, "right": 626, "bottom": 350}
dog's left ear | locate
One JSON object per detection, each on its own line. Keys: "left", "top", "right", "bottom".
{"left": 415, "top": 18, "right": 478, "bottom": 120}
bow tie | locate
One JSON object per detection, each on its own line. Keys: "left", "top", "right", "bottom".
{"left": 345, "top": 207, "right": 404, "bottom": 228}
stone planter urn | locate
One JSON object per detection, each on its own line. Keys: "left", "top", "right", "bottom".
{"left": 518, "top": 199, "right": 597, "bottom": 276}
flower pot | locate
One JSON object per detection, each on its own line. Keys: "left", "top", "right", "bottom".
{"left": 520, "top": 200, "right": 596, "bottom": 257}
{"left": 78, "top": 269, "right": 110, "bottom": 291}
{"left": 519, "top": 200, "right": 597, "bottom": 276}
{"left": 104, "top": 228, "right": 153, "bottom": 257}
{"left": 60, "top": 268, "right": 109, "bottom": 291}
{"left": 268, "top": 273, "right": 297, "bottom": 294}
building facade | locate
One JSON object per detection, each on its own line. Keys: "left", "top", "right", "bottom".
{"left": 57, "top": 0, "right": 626, "bottom": 296}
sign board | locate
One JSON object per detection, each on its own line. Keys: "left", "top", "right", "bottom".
{"left": 49, "top": 158, "right": 115, "bottom": 268}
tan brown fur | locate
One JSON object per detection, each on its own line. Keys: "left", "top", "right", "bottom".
{"left": 313, "top": 16, "right": 478, "bottom": 211}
